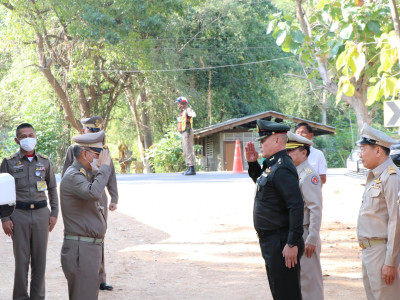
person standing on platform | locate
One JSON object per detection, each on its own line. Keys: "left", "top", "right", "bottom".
{"left": 295, "top": 122, "right": 328, "bottom": 184}
{"left": 1, "top": 123, "right": 59, "bottom": 299}
{"left": 62, "top": 116, "right": 118, "bottom": 291}
{"left": 286, "top": 131, "right": 324, "bottom": 300}
{"left": 244, "top": 119, "right": 304, "bottom": 300}
{"left": 176, "top": 96, "right": 197, "bottom": 175}
{"left": 60, "top": 130, "right": 112, "bottom": 300}
{"left": 357, "top": 123, "right": 400, "bottom": 299}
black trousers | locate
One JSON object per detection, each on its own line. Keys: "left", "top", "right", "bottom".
{"left": 258, "top": 230, "right": 304, "bottom": 300}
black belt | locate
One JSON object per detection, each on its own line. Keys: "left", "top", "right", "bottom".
{"left": 16, "top": 200, "right": 47, "bottom": 210}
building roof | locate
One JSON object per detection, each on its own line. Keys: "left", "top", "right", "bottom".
{"left": 194, "top": 111, "right": 335, "bottom": 139}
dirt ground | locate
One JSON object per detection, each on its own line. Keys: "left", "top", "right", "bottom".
{"left": 0, "top": 170, "right": 368, "bottom": 299}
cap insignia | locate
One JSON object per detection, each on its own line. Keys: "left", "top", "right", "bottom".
{"left": 256, "top": 124, "right": 260, "bottom": 133}
{"left": 80, "top": 168, "right": 87, "bottom": 176}
{"left": 95, "top": 119, "right": 99, "bottom": 128}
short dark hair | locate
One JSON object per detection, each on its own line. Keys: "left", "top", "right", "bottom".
{"left": 73, "top": 145, "right": 84, "bottom": 158}
{"left": 16, "top": 123, "right": 34, "bottom": 137}
{"left": 295, "top": 122, "right": 313, "bottom": 134}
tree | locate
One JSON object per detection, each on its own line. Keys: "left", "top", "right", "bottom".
{"left": 267, "top": 0, "right": 396, "bottom": 131}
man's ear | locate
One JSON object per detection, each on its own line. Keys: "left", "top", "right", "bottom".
{"left": 14, "top": 137, "right": 19, "bottom": 145}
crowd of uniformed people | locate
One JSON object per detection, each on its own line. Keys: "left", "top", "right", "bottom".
{"left": 0, "top": 110, "right": 400, "bottom": 300}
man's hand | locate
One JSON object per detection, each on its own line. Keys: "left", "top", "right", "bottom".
{"left": 49, "top": 216, "right": 57, "bottom": 232}
{"left": 109, "top": 203, "right": 117, "bottom": 211}
{"left": 382, "top": 264, "right": 396, "bottom": 285}
{"left": 305, "top": 243, "right": 316, "bottom": 258}
{"left": 282, "top": 244, "right": 298, "bottom": 269}
{"left": 2, "top": 220, "right": 14, "bottom": 237}
{"left": 99, "top": 149, "right": 111, "bottom": 166}
{"left": 244, "top": 142, "right": 259, "bottom": 162}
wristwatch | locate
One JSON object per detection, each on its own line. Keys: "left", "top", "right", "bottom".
{"left": 288, "top": 243, "right": 295, "bottom": 248}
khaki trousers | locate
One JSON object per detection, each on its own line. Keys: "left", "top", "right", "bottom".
{"left": 61, "top": 239, "right": 102, "bottom": 300}
{"left": 300, "top": 227, "right": 324, "bottom": 300}
{"left": 362, "top": 243, "right": 400, "bottom": 300}
{"left": 11, "top": 208, "right": 50, "bottom": 300}
{"left": 181, "top": 129, "right": 195, "bottom": 166}
{"left": 99, "top": 192, "right": 108, "bottom": 283}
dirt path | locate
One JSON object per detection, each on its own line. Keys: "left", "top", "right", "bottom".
{"left": 0, "top": 170, "right": 367, "bottom": 299}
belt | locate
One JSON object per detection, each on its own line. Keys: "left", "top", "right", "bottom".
{"left": 16, "top": 200, "right": 47, "bottom": 210}
{"left": 359, "top": 239, "right": 387, "bottom": 249}
{"left": 256, "top": 228, "right": 289, "bottom": 239}
{"left": 64, "top": 234, "right": 104, "bottom": 244}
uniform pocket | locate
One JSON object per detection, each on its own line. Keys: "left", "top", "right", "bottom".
{"left": 366, "top": 187, "right": 382, "bottom": 211}
{"left": 12, "top": 171, "right": 28, "bottom": 189}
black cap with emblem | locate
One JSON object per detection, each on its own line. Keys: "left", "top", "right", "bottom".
{"left": 255, "top": 120, "right": 290, "bottom": 142}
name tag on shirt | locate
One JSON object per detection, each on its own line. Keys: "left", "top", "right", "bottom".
{"left": 37, "top": 181, "right": 47, "bottom": 192}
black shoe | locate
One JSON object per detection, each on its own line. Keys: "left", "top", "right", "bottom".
{"left": 100, "top": 282, "right": 113, "bottom": 291}
{"left": 182, "top": 167, "right": 190, "bottom": 175}
{"left": 184, "top": 166, "right": 196, "bottom": 175}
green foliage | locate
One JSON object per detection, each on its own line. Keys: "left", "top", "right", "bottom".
{"left": 145, "top": 128, "right": 186, "bottom": 173}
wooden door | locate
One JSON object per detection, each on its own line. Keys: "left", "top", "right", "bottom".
{"left": 223, "top": 141, "right": 236, "bottom": 171}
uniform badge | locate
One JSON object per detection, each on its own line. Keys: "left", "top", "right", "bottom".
{"left": 311, "top": 176, "right": 319, "bottom": 185}
{"left": 388, "top": 166, "right": 397, "bottom": 175}
{"left": 36, "top": 181, "right": 47, "bottom": 191}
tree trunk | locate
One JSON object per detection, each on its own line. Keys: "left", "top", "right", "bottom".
{"left": 124, "top": 85, "right": 151, "bottom": 173}
{"left": 296, "top": 0, "right": 371, "bottom": 133}
{"left": 207, "top": 70, "right": 213, "bottom": 125}
{"left": 389, "top": 0, "right": 400, "bottom": 70}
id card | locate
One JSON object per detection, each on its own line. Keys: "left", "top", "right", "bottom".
{"left": 37, "top": 181, "right": 47, "bottom": 191}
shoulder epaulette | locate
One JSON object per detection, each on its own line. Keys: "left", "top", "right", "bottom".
{"left": 388, "top": 165, "right": 397, "bottom": 175}
{"left": 37, "top": 153, "right": 49, "bottom": 160}
{"left": 80, "top": 168, "right": 87, "bottom": 176}
{"left": 305, "top": 167, "right": 313, "bottom": 175}
{"left": 5, "top": 153, "right": 17, "bottom": 160}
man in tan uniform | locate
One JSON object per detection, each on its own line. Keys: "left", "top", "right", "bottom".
{"left": 286, "top": 132, "right": 324, "bottom": 300}
{"left": 357, "top": 123, "right": 400, "bottom": 299}
{"left": 176, "top": 96, "right": 196, "bottom": 175}
{"left": 62, "top": 116, "right": 118, "bottom": 291}
{"left": 60, "top": 130, "right": 112, "bottom": 300}
{"left": 1, "top": 123, "right": 59, "bottom": 300}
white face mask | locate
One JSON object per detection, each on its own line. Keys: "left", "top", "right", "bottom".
{"left": 90, "top": 158, "right": 99, "bottom": 172}
{"left": 19, "top": 137, "right": 37, "bottom": 152}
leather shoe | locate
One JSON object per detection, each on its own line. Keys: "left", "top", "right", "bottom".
{"left": 99, "top": 282, "right": 113, "bottom": 291}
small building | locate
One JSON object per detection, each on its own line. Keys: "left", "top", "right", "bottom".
{"left": 194, "top": 111, "right": 335, "bottom": 171}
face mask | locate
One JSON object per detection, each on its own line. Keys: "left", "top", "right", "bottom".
{"left": 19, "top": 137, "right": 37, "bottom": 151}
{"left": 90, "top": 158, "right": 99, "bottom": 172}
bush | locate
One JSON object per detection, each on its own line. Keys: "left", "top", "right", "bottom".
{"left": 146, "top": 130, "right": 186, "bottom": 173}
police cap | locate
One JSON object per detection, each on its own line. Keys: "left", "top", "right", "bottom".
{"left": 255, "top": 120, "right": 290, "bottom": 141}
{"left": 72, "top": 130, "right": 106, "bottom": 153}
{"left": 286, "top": 131, "right": 313, "bottom": 149}
{"left": 357, "top": 123, "right": 398, "bottom": 150}
{"left": 81, "top": 116, "right": 103, "bottom": 132}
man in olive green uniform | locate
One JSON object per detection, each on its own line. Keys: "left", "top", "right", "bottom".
{"left": 286, "top": 132, "right": 324, "bottom": 300}
{"left": 1, "top": 123, "right": 58, "bottom": 300}
{"left": 245, "top": 120, "right": 304, "bottom": 300}
{"left": 62, "top": 116, "right": 118, "bottom": 291}
{"left": 357, "top": 123, "right": 400, "bottom": 300}
{"left": 60, "top": 130, "right": 112, "bottom": 300}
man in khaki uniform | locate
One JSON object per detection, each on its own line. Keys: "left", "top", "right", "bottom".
{"left": 62, "top": 116, "right": 118, "bottom": 291}
{"left": 286, "top": 132, "right": 324, "bottom": 300}
{"left": 1, "top": 123, "right": 58, "bottom": 300}
{"left": 60, "top": 130, "right": 112, "bottom": 300}
{"left": 176, "top": 96, "right": 196, "bottom": 175}
{"left": 357, "top": 123, "right": 400, "bottom": 299}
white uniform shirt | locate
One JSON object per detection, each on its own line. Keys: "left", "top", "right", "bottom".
{"left": 308, "top": 147, "right": 327, "bottom": 175}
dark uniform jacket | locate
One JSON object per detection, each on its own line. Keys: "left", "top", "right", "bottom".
{"left": 0, "top": 151, "right": 59, "bottom": 222}
{"left": 248, "top": 150, "right": 304, "bottom": 246}
{"left": 60, "top": 161, "right": 110, "bottom": 239}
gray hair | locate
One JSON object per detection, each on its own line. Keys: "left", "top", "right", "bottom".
{"left": 73, "top": 145, "right": 84, "bottom": 158}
